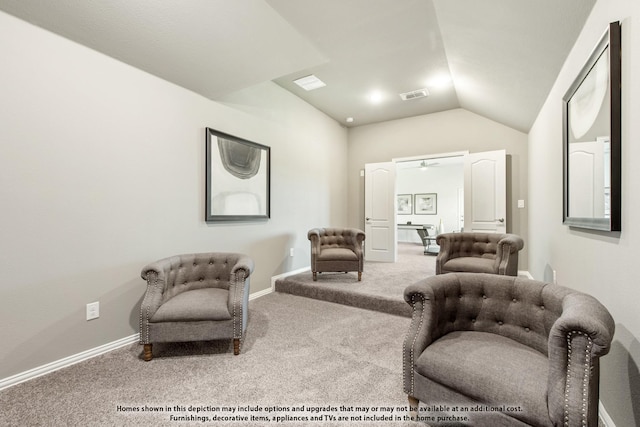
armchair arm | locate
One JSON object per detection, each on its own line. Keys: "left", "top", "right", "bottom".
{"left": 435, "top": 233, "right": 454, "bottom": 274}
{"left": 227, "top": 254, "right": 255, "bottom": 339}
{"left": 344, "top": 228, "right": 365, "bottom": 257}
{"left": 403, "top": 275, "right": 460, "bottom": 395}
{"left": 495, "top": 234, "right": 524, "bottom": 275}
{"left": 547, "top": 293, "right": 615, "bottom": 426}
{"left": 139, "top": 260, "right": 174, "bottom": 344}
{"left": 308, "top": 229, "right": 323, "bottom": 270}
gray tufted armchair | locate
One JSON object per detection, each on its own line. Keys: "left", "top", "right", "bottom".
{"left": 308, "top": 228, "right": 365, "bottom": 281}
{"left": 436, "top": 232, "right": 524, "bottom": 276}
{"left": 139, "top": 252, "right": 254, "bottom": 361}
{"left": 403, "top": 273, "right": 614, "bottom": 427}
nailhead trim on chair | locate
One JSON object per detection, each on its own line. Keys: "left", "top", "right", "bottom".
{"left": 403, "top": 294, "right": 426, "bottom": 396}
{"left": 139, "top": 272, "right": 159, "bottom": 344}
{"left": 564, "top": 331, "right": 593, "bottom": 427}
{"left": 232, "top": 270, "right": 244, "bottom": 339}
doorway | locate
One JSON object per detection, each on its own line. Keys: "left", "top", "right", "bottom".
{"left": 364, "top": 150, "right": 507, "bottom": 262}
{"left": 395, "top": 153, "right": 465, "bottom": 245}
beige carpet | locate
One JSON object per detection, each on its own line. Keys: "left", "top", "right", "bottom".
{"left": 0, "top": 293, "right": 422, "bottom": 426}
{"left": 0, "top": 243, "right": 436, "bottom": 426}
{"left": 275, "top": 243, "right": 436, "bottom": 317}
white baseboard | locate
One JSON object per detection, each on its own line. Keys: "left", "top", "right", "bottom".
{"left": 249, "top": 287, "right": 273, "bottom": 300}
{"left": 0, "top": 285, "right": 281, "bottom": 392}
{"left": 599, "top": 401, "right": 616, "bottom": 427}
{"left": 518, "top": 270, "right": 534, "bottom": 279}
{"left": 0, "top": 333, "right": 138, "bottom": 392}
{"left": 270, "top": 266, "right": 310, "bottom": 290}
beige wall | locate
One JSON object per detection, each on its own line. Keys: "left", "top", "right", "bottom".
{"left": 528, "top": 1, "right": 640, "bottom": 425}
{"left": 347, "top": 108, "right": 529, "bottom": 269}
{"left": 0, "top": 11, "right": 348, "bottom": 380}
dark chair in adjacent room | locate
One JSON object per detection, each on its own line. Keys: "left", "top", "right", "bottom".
{"left": 436, "top": 232, "right": 524, "bottom": 276}
{"left": 308, "top": 227, "right": 365, "bottom": 281}
{"left": 138, "top": 252, "right": 253, "bottom": 361}
{"left": 417, "top": 224, "right": 439, "bottom": 255}
{"left": 403, "top": 272, "right": 614, "bottom": 427}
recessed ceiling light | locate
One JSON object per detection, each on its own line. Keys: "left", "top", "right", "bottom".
{"left": 428, "top": 74, "right": 453, "bottom": 88}
{"left": 346, "top": 117, "right": 354, "bottom": 123}
{"left": 293, "top": 74, "right": 326, "bottom": 91}
{"left": 369, "top": 91, "right": 383, "bottom": 104}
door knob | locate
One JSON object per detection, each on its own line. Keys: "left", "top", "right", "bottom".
{"left": 496, "top": 218, "right": 505, "bottom": 223}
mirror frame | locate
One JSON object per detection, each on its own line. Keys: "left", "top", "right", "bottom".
{"left": 562, "top": 21, "right": 621, "bottom": 232}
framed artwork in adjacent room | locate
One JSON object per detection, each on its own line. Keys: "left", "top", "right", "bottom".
{"left": 205, "top": 127, "right": 270, "bottom": 222}
{"left": 414, "top": 193, "right": 437, "bottom": 215}
{"left": 397, "top": 194, "right": 412, "bottom": 215}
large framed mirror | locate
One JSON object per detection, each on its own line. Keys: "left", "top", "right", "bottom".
{"left": 563, "top": 21, "right": 621, "bottom": 232}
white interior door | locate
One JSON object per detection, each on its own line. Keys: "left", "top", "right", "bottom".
{"left": 364, "top": 162, "right": 397, "bottom": 262}
{"left": 464, "top": 150, "right": 506, "bottom": 233}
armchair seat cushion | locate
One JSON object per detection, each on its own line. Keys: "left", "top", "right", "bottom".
{"left": 317, "top": 247, "right": 358, "bottom": 261}
{"left": 151, "top": 288, "right": 232, "bottom": 322}
{"left": 441, "top": 257, "right": 496, "bottom": 274}
{"left": 416, "top": 330, "right": 548, "bottom": 426}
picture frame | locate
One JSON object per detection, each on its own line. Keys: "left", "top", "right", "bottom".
{"left": 414, "top": 193, "right": 437, "bottom": 215}
{"left": 397, "top": 194, "right": 412, "bottom": 215}
{"left": 205, "top": 127, "right": 270, "bottom": 222}
{"left": 562, "top": 21, "right": 621, "bottom": 232}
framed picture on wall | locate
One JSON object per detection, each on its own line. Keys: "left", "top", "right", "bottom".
{"left": 415, "top": 193, "right": 437, "bottom": 215}
{"left": 205, "top": 127, "right": 271, "bottom": 222}
{"left": 397, "top": 194, "right": 412, "bottom": 215}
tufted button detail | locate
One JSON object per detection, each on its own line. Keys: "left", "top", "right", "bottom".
{"left": 540, "top": 305, "right": 545, "bottom": 310}
{"left": 498, "top": 321, "right": 503, "bottom": 326}
{"left": 525, "top": 327, "right": 531, "bottom": 332}
{"left": 512, "top": 298, "right": 517, "bottom": 303}
{"left": 482, "top": 294, "right": 487, "bottom": 299}
{"left": 471, "top": 318, "right": 476, "bottom": 323}
{"left": 199, "top": 277, "right": 204, "bottom": 282}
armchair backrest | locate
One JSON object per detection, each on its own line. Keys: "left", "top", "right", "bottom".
{"left": 436, "top": 232, "right": 524, "bottom": 275}
{"left": 405, "top": 273, "right": 612, "bottom": 356}
{"left": 141, "top": 253, "right": 253, "bottom": 303}
{"left": 437, "top": 232, "right": 506, "bottom": 259}
{"left": 308, "top": 228, "right": 365, "bottom": 252}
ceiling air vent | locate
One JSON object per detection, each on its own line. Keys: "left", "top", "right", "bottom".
{"left": 293, "top": 74, "right": 326, "bottom": 91}
{"left": 399, "top": 88, "right": 429, "bottom": 101}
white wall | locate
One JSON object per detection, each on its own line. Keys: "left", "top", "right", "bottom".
{"left": 347, "top": 108, "right": 529, "bottom": 268}
{"left": 0, "top": 11, "right": 348, "bottom": 380}
{"left": 528, "top": 0, "right": 640, "bottom": 424}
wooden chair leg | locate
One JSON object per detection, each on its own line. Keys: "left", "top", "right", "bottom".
{"left": 313, "top": 272, "right": 317, "bottom": 281}
{"left": 358, "top": 272, "right": 362, "bottom": 281}
{"left": 233, "top": 338, "right": 241, "bottom": 355}
{"left": 408, "top": 396, "right": 419, "bottom": 420}
{"left": 143, "top": 343, "right": 153, "bottom": 361}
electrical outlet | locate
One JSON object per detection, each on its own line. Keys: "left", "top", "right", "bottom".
{"left": 86, "top": 302, "right": 99, "bottom": 320}
{"left": 517, "top": 199, "right": 525, "bottom": 208}
{"left": 289, "top": 248, "right": 295, "bottom": 257}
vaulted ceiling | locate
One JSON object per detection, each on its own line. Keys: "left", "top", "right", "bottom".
{"left": 0, "top": 0, "right": 596, "bottom": 132}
